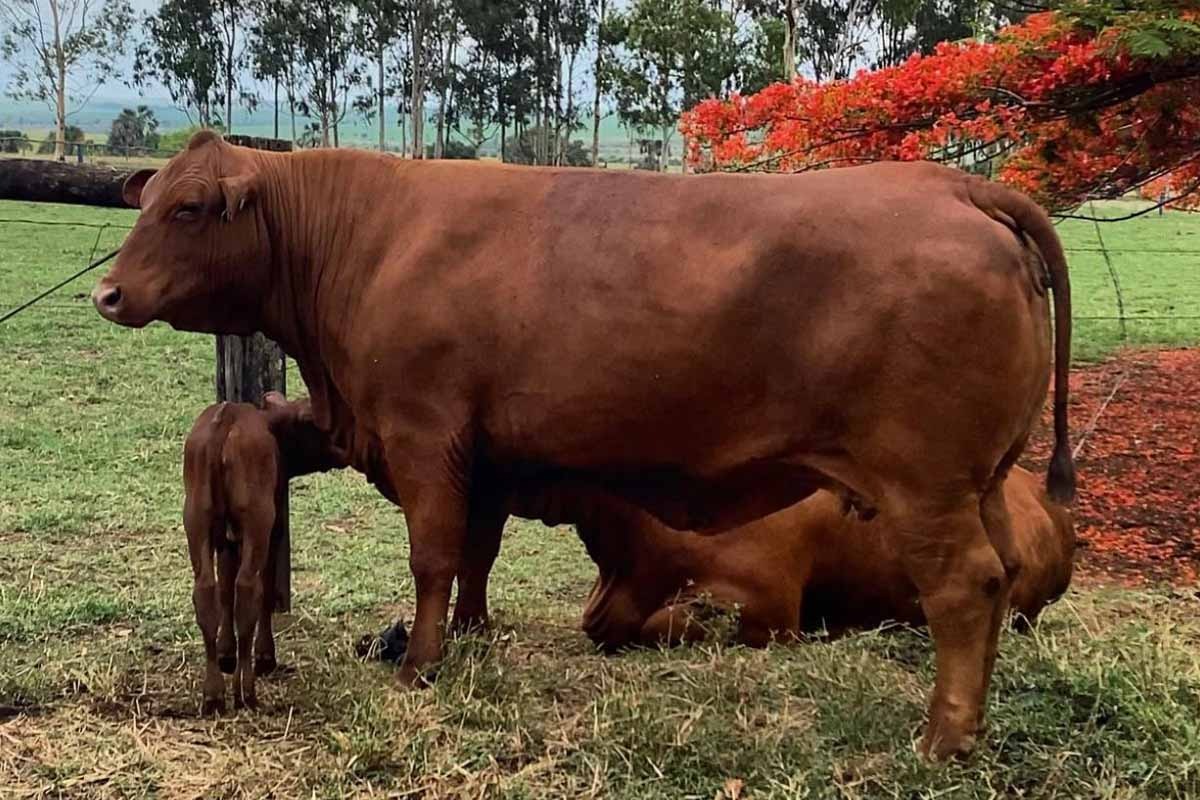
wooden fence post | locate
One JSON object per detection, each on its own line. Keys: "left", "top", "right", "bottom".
{"left": 219, "top": 134, "right": 294, "bottom": 611}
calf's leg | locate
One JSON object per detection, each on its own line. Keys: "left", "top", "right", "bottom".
{"left": 893, "top": 498, "right": 1009, "bottom": 761}
{"left": 230, "top": 506, "right": 273, "bottom": 710}
{"left": 216, "top": 544, "right": 238, "bottom": 674}
{"left": 254, "top": 523, "right": 280, "bottom": 676}
{"left": 185, "top": 501, "right": 225, "bottom": 715}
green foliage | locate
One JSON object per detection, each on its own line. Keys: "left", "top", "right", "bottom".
{"left": 0, "top": 128, "right": 29, "bottom": 153}
{"left": 606, "top": 0, "right": 740, "bottom": 166}
{"left": 107, "top": 106, "right": 161, "bottom": 154}
{"left": 0, "top": 0, "right": 134, "bottom": 111}
{"left": 35, "top": 125, "right": 85, "bottom": 154}
{"left": 1116, "top": 16, "right": 1200, "bottom": 59}
{"left": 135, "top": 0, "right": 225, "bottom": 128}
{"left": 425, "top": 138, "right": 478, "bottom": 159}
{"left": 157, "top": 125, "right": 218, "bottom": 154}
{"left": 502, "top": 125, "right": 591, "bottom": 166}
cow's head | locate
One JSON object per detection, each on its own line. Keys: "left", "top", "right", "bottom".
{"left": 92, "top": 130, "right": 270, "bottom": 333}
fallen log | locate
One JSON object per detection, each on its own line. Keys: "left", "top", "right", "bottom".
{"left": 0, "top": 158, "right": 147, "bottom": 208}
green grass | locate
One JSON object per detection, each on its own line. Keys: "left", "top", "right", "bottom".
{"left": 1, "top": 198, "right": 1199, "bottom": 797}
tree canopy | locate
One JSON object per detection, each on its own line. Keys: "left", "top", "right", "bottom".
{"left": 681, "top": 1, "right": 1200, "bottom": 211}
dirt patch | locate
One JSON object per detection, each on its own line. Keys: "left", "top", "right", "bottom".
{"left": 1026, "top": 348, "right": 1200, "bottom": 587}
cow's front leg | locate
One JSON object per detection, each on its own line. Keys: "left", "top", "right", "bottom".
{"left": 451, "top": 496, "right": 507, "bottom": 636}
{"left": 396, "top": 478, "right": 469, "bottom": 688}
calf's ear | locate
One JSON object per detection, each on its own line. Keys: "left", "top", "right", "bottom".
{"left": 121, "top": 169, "right": 156, "bottom": 208}
{"left": 218, "top": 173, "right": 258, "bottom": 221}
{"left": 262, "top": 391, "right": 288, "bottom": 410}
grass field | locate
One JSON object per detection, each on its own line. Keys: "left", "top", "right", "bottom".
{"left": 1, "top": 198, "right": 1199, "bottom": 797}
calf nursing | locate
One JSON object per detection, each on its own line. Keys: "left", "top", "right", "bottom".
{"left": 182, "top": 393, "right": 343, "bottom": 713}
{"left": 577, "top": 465, "right": 1075, "bottom": 649}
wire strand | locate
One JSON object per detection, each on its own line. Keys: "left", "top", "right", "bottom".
{"left": 0, "top": 249, "right": 120, "bottom": 325}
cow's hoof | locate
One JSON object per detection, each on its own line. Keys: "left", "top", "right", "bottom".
{"left": 218, "top": 655, "right": 237, "bottom": 674}
{"left": 917, "top": 724, "right": 977, "bottom": 762}
{"left": 396, "top": 663, "right": 436, "bottom": 689}
{"left": 201, "top": 696, "right": 225, "bottom": 716}
{"left": 450, "top": 614, "right": 489, "bottom": 637}
{"left": 233, "top": 692, "right": 258, "bottom": 711}
{"left": 254, "top": 655, "right": 277, "bottom": 676}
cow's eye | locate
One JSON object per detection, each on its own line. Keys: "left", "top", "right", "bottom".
{"left": 173, "top": 203, "right": 203, "bottom": 221}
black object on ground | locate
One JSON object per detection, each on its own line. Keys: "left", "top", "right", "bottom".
{"left": 356, "top": 620, "right": 410, "bottom": 664}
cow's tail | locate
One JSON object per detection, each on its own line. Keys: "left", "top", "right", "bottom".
{"left": 968, "top": 178, "right": 1076, "bottom": 504}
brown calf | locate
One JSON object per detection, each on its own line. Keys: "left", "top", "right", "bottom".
{"left": 183, "top": 392, "right": 344, "bottom": 713}
{"left": 579, "top": 466, "right": 1075, "bottom": 650}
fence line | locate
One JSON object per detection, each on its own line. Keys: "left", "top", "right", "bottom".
{"left": 2, "top": 212, "right": 1200, "bottom": 333}
{"left": 1091, "top": 202, "right": 1128, "bottom": 342}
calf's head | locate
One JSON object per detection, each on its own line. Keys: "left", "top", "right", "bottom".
{"left": 262, "top": 392, "right": 348, "bottom": 478}
{"left": 92, "top": 131, "right": 270, "bottom": 334}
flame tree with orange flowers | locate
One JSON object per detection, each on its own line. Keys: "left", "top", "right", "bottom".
{"left": 681, "top": 1, "right": 1200, "bottom": 213}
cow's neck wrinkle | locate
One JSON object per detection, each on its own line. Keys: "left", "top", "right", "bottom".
{"left": 254, "top": 153, "right": 394, "bottom": 449}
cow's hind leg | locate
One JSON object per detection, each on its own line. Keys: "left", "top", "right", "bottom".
{"left": 977, "top": 478, "right": 1020, "bottom": 729}
{"left": 451, "top": 498, "right": 507, "bottom": 636}
{"left": 892, "top": 496, "right": 1009, "bottom": 761}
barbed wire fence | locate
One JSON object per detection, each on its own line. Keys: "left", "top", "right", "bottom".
{"left": 2, "top": 187, "right": 1200, "bottom": 354}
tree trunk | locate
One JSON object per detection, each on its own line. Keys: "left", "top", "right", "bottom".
{"left": 591, "top": 0, "right": 606, "bottom": 167}
{"left": 562, "top": 48, "right": 576, "bottom": 165}
{"left": 0, "top": 159, "right": 139, "bottom": 207}
{"left": 274, "top": 77, "right": 280, "bottom": 139}
{"left": 225, "top": 1, "right": 236, "bottom": 134}
{"left": 496, "top": 64, "right": 506, "bottom": 163}
{"left": 783, "top": 0, "right": 798, "bottom": 80}
{"left": 410, "top": 7, "right": 425, "bottom": 159}
{"left": 50, "top": 0, "right": 66, "bottom": 161}
{"left": 378, "top": 40, "right": 387, "bottom": 152}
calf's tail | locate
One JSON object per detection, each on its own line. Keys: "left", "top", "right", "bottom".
{"left": 968, "top": 178, "right": 1076, "bottom": 504}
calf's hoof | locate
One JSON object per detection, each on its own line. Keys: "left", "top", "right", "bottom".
{"left": 218, "top": 655, "right": 237, "bottom": 675}
{"left": 254, "top": 655, "right": 277, "bottom": 676}
{"left": 201, "top": 696, "right": 225, "bottom": 716}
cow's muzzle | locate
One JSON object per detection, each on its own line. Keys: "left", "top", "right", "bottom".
{"left": 91, "top": 280, "right": 130, "bottom": 324}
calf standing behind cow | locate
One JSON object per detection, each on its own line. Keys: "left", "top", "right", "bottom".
{"left": 183, "top": 393, "right": 344, "bottom": 712}
{"left": 575, "top": 466, "right": 1074, "bottom": 650}
{"left": 96, "top": 133, "right": 1073, "bottom": 758}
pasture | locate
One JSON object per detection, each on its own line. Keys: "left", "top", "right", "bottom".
{"left": 1, "top": 198, "right": 1199, "bottom": 798}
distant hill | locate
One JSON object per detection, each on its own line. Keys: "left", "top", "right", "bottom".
{"left": 0, "top": 96, "right": 643, "bottom": 159}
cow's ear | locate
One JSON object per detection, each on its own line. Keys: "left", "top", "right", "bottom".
{"left": 218, "top": 173, "right": 257, "bottom": 221}
{"left": 122, "top": 169, "right": 156, "bottom": 208}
